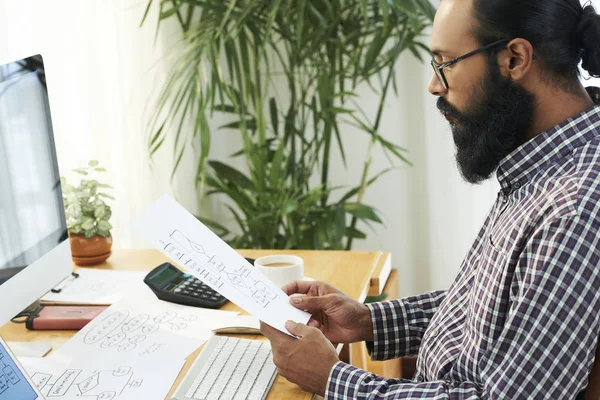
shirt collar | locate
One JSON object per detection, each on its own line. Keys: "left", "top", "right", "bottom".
{"left": 496, "top": 86, "right": 600, "bottom": 192}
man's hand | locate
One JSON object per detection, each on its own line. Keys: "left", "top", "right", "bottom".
{"left": 282, "top": 280, "right": 374, "bottom": 343}
{"left": 260, "top": 320, "right": 339, "bottom": 396}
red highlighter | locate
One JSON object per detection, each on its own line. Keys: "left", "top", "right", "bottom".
{"left": 25, "top": 305, "right": 107, "bottom": 330}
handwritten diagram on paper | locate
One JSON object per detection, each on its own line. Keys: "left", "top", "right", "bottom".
{"left": 20, "top": 356, "right": 184, "bottom": 400}
{"left": 83, "top": 309, "right": 200, "bottom": 355}
{"left": 166, "top": 230, "right": 277, "bottom": 308}
{"left": 56, "top": 288, "right": 238, "bottom": 361}
{"left": 133, "top": 195, "right": 311, "bottom": 335}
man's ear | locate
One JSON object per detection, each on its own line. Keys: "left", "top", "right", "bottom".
{"left": 497, "top": 38, "right": 535, "bottom": 81}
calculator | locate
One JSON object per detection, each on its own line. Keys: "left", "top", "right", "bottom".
{"left": 144, "top": 262, "right": 229, "bottom": 309}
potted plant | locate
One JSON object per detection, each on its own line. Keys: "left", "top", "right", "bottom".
{"left": 143, "top": 0, "right": 434, "bottom": 249}
{"left": 61, "top": 160, "right": 114, "bottom": 265}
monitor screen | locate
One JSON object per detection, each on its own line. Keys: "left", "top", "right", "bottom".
{"left": 0, "top": 54, "right": 68, "bottom": 284}
{"left": 0, "top": 339, "right": 40, "bottom": 400}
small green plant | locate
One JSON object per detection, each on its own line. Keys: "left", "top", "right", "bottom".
{"left": 61, "top": 160, "right": 114, "bottom": 239}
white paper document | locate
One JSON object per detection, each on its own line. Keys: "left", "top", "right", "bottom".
{"left": 41, "top": 269, "right": 148, "bottom": 305}
{"left": 20, "top": 356, "right": 184, "bottom": 400}
{"left": 55, "top": 287, "right": 238, "bottom": 361}
{"left": 134, "top": 195, "right": 311, "bottom": 334}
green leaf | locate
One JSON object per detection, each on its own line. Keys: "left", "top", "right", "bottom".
{"left": 94, "top": 206, "right": 106, "bottom": 219}
{"left": 140, "top": 0, "right": 154, "bottom": 27}
{"left": 339, "top": 168, "right": 394, "bottom": 203}
{"left": 345, "top": 226, "right": 367, "bottom": 239}
{"left": 73, "top": 168, "right": 88, "bottom": 176}
{"left": 98, "top": 193, "right": 115, "bottom": 200}
{"left": 219, "top": 119, "right": 257, "bottom": 131}
{"left": 269, "top": 97, "right": 279, "bottom": 136}
{"left": 343, "top": 203, "right": 383, "bottom": 223}
{"left": 88, "top": 160, "right": 99, "bottom": 167}
{"left": 213, "top": 104, "right": 241, "bottom": 114}
{"left": 208, "top": 161, "right": 254, "bottom": 190}
{"left": 97, "top": 220, "right": 112, "bottom": 232}
{"left": 282, "top": 200, "right": 298, "bottom": 215}
{"left": 81, "top": 218, "right": 95, "bottom": 231}
{"left": 160, "top": 2, "right": 183, "bottom": 19}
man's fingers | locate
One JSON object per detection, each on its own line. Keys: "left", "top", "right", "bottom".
{"left": 308, "top": 318, "right": 321, "bottom": 329}
{"left": 290, "top": 294, "right": 332, "bottom": 313}
{"left": 282, "top": 280, "right": 318, "bottom": 296}
{"left": 260, "top": 321, "right": 281, "bottom": 339}
{"left": 285, "top": 320, "right": 312, "bottom": 337}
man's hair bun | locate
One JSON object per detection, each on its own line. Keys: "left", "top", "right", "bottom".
{"left": 578, "top": 5, "right": 600, "bottom": 78}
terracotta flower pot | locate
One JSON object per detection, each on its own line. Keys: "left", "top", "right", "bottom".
{"left": 69, "top": 233, "right": 113, "bottom": 266}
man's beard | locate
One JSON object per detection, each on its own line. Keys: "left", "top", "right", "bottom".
{"left": 437, "top": 62, "right": 536, "bottom": 184}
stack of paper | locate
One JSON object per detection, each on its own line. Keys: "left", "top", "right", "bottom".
{"left": 23, "top": 288, "right": 238, "bottom": 400}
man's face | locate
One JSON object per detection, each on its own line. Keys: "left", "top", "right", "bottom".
{"left": 429, "top": 0, "right": 535, "bottom": 183}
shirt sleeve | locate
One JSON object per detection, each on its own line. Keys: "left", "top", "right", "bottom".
{"left": 366, "top": 290, "right": 447, "bottom": 360}
{"left": 326, "top": 214, "right": 600, "bottom": 399}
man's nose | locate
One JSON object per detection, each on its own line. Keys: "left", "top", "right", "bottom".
{"left": 428, "top": 73, "right": 447, "bottom": 97}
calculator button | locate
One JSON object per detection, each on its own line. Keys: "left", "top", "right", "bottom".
{"left": 210, "top": 296, "right": 218, "bottom": 301}
{"left": 174, "top": 288, "right": 182, "bottom": 293}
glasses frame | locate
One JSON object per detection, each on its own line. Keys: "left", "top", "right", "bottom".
{"left": 431, "top": 39, "right": 511, "bottom": 90}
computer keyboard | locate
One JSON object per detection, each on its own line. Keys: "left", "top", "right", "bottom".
{"left": 171, "top": 335, "right": 277, "bottom": 400}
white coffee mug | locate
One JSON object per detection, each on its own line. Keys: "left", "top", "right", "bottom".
{"left": 254, "top": 255, "right": 304, "bottom": 288}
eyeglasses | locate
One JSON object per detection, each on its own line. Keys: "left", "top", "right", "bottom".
{"left": 431, "top": 39, "right": 511, "bottom": 90}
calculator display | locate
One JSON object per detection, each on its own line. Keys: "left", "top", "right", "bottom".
{"left": 150, "top": 266, "right": 179, "bottom": 286}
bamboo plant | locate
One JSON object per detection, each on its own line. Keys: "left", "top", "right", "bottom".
{"left": 143, "top": 0, "right": 434, "bottom": 249}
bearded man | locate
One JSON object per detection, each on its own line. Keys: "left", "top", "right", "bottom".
{"left": 261, "top": 0, "right": 600, "bottom": 398}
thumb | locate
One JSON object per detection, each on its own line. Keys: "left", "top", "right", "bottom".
{"left": 290, "top": 294, "right": 331, "bottom": 312}
{"left": 285, "top": 320, "right": 311, "bottom": 337}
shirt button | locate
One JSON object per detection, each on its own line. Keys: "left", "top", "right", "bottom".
{"left": 513, "top": 181, "right": 520, "bottom": 189}
{"left": 432, "top": 330, "right": 440, "bottom": 338}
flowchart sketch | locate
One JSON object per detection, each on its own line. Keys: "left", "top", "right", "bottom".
{"left": 171, "top": 230, "right": 206, "bottom": 255}
{"left": 134, "top": 195, "right": 311, "bottom": 335}
{"left": 56, "top": 288, "right": 238, "bottom": 362}
{"left": 21, "top": 357, "right": 184, "bottom": 400}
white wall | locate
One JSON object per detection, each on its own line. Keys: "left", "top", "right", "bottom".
{"left": 1, "top": 0, "right": 597, "bottom": 297}
{"left": 0, "top": 0, "right": 200, "bottom": 249}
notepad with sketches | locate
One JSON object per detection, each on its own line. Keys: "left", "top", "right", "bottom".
{"left": 40, "top": 268, "right": 148, "bottom": 305}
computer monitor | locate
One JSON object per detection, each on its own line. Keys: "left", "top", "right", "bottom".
{"left": 0, "top": 336, "right": 45, "bottom": 399}
{"left": 0, "top": 54, "right": 72, "bottom": 325}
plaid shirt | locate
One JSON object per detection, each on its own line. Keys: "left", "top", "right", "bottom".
{"left": 326, "top": 87, "right": 600, "bottom": 399}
